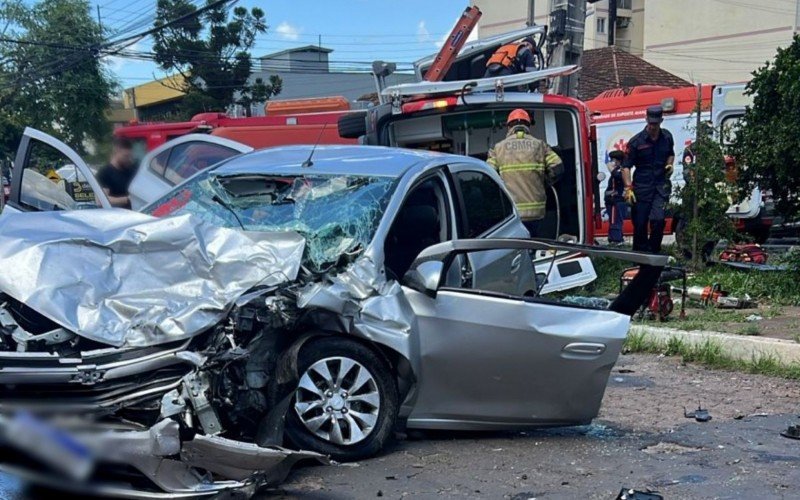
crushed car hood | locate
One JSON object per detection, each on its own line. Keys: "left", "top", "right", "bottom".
{"left": 0, "top": 209, "right": 305, "bottom": 347}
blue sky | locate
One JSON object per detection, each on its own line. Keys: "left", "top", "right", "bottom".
{"left": 90, "top": 0, "right": 470, "bottom": 88}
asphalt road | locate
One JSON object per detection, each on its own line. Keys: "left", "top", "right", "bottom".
{"left": 3, "top": 354, "right": 799, "bottom": 499}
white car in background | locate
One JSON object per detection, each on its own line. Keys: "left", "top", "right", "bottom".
{"left": 3, "top": 128, "right": 250, "bottom": 213}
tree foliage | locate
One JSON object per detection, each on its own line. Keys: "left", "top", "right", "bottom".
{"left": 730, "top": 35, "right": 800, "bottom": 219}
{"left": 152, "top": 0, "right": 281, "bottom": 117}
{"left": 0, "top": 0, "right": 116, "bottom": 154}
{"left": 676, "top": 121, "right": 736, "bottom": 268}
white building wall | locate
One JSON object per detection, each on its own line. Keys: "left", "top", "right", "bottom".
{"left": 473, "top": 0, "right": 799, "bottom": 83}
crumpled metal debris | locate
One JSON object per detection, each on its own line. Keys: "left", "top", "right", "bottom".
{"left": 0, "top": 210, "right": 305, "bottom": 347}
{"left": 781, "top": 424, "right": 800, "bottom": 440}
{"left": 0, "top": 412, "right": 326, "bottom": 496}
{"left": 298, "top": 255, "right": 417, "bottom": 362}
{"left": 684, "top": 405, "right": 712, "bottom": 422}
{"left": 616, "top": 488, "right": 663, "bottom": 500}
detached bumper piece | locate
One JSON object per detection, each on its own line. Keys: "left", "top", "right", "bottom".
{"left": 0, "top": 415, "right": 326, "bottom": 498}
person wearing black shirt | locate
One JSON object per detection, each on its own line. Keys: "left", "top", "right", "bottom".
{"left": 621, "top": 106, "right": 675, "bottom": 254}
{"left": 97, "top": 137, "right": 137, "bottom": 208}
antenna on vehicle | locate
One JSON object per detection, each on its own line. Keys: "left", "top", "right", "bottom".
{"left": 301, "top": 123, "right": 329, "bottom": 168}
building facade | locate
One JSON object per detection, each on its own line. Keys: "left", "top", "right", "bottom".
{"left": 123, "top": 46, "right": 415, "bottom": 120}
{"left": 471, "top": 0, "right": 799, "bottom": 83}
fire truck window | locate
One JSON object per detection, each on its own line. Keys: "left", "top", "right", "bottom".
{"left": 19, "top": 141, "right": 96, "bottom": 211}
{"left": 455, "top": 170, "right": 513, "bottom": 238}
{"left": 162, "top": 142, "right": 239, "bottom": 186}
{"left": 721, "top": 116, "right": 741, "bottom": 145}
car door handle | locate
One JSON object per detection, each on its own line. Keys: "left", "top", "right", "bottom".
{"left": 510, "top": 253, "right": 522, "bottom": 273}
{"left": 562, "top": 342, "right": 606, "bottom": 356}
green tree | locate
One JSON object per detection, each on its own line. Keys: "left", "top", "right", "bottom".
{"left": 675, "top": 121, "right": 736, "bottom": 268}
{"left": 152, "top": 0, "right": 281, "bottom": 117}
{"left": 730, "top": 35, "right": 800, "bottom": 219}
{"left": 0, "top": 0, "right": 116, "bottom": 154}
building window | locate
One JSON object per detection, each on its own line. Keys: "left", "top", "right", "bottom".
{"left": 597, "top": 17, "right": 606, "bottom": 34}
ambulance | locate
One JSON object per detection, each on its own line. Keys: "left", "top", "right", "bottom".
{"left": 587, "top": 83, "right": 766, "bottom": 240}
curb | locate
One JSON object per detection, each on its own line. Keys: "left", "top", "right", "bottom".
{"left": 629, "top": 325, "right": 800, "bottom": 365}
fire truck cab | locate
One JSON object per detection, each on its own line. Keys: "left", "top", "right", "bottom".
{"left": 344, "top": 27, "right": 598, "bottom": 246}
{"left": 338, "top": 27, "right": 601, "bottom": 292}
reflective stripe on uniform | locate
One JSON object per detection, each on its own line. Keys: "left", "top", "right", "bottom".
{"left": 516, "top": 201, "right": 546, "bottom": 210}
{"left": 487, "top": 157, "right": 497, "bottom": 166}
{"left": 545, "top": 152, "right": 561, "bottom": 165}
{"left": 498, "top": 163, "right": 544, "bottom": 174}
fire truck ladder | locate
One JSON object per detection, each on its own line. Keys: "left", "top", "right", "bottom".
{"left": 424, "top": 6, "right": 482, "bottom": 82}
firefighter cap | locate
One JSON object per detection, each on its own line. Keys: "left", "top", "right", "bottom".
{"left": 646, "top": 106, "right": 664, "bottom": 124}
{"left": 507, "top": 108, "right": 531, "bottom": 126}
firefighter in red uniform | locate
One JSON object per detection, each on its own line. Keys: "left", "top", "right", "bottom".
{"left": 484, "top": 38, "right": 539, "bottom": 78}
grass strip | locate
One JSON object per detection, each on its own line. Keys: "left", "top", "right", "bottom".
{"left": 623, "top": 330, "right": 800, "bottom": 380}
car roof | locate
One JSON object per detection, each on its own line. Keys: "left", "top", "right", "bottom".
{"left": 210, "top": 145, "right": 459, "bottom": 178}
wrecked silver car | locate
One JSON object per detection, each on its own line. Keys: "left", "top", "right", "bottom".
{"left": 0, "top": 145, "right": 666, "bottom": 497}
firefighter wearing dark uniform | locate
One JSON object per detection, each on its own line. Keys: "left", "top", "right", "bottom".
{"left": 487, "top": 109, "right": 563, "bottom": 237}
{"left": 484, "top": 38, "right": 539, "bottom": 78}
{"left": 605, "top": 149, "right": 627, "bottom": 244}
{"left": 622, "top": 106, "right": 675, "bottom": 254}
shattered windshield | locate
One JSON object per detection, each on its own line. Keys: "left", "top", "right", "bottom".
{"left": 144, "top": 172, "right": 398, "bottom": 272}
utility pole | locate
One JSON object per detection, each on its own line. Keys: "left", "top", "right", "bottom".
{"left": 96, "top": 4, "right": 103, "bottom": 33}
{"left": 127, "top": 88, "right": 138, "bottom": 121}
{"left": 527, "top": 0, "right": 536, "bottom": 26}
{"left": 548, "top": 0, "right": 586, "bottom": 97}
{"left": 793, "top": 0, "right": 799, "bottom": 35}
{"left": 692, "top": 83, "right": 702, "bottom": 269}
{"left": 608, "top": 0, "right": 617, "bottom": 47}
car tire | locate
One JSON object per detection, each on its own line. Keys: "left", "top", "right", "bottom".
{"left": 285, "top": 337, "right": 398, "bottom": 461}
{"left": 337, "top": 113, "right": 367, "bottom": 139}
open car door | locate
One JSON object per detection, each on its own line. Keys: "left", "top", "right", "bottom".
{"left": 402, "top": 238, "right": 667, "bottom": 429}
{"left": 6, "top": 128, "right": 110, "bottom": 214}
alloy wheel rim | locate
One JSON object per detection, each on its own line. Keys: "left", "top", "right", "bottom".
{"left": 294, "top": 356, "right": 381, "bottom": 445}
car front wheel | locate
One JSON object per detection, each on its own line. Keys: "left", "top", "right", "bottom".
{"left": 285, "top": 337, "right": 398, "bottom": 461}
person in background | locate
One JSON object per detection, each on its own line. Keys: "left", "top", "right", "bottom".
{"left": 97, "top": 136, "right": 137, "bottom": 208}
{"left": 621, "top": 106, "right": 675, "bottom": 253}
{"left": 488, "top": 108, "right": 563, "bottom": 237}
{"left": 605, "top": 149, "right": 627, "bottom": 245}
{"left": 484, "top": 37, "right": 539, "bottom": 78}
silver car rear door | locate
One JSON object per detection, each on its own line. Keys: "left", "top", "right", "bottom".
{"left": 403, "top": 238, "right": 666, "bottom": 429}
{"left": 7, "top": 127, "right": 110, "bottom": 214}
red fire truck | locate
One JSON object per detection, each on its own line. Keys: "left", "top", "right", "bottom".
{"left": 114, "top": 96, "right": 358, "bottom": 153}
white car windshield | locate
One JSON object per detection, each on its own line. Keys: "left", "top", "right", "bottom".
{"left": 144, "top": 172, "right": 398, "bottom": 272}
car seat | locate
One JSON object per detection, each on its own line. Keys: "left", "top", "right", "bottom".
{"left": 385, "top": 187, "right": 441, "bottom": 279}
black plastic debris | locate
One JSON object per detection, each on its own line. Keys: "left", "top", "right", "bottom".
{"left": 781, "top": 424, "right": 800, "bottom": 440}
{"left": 684, "top": 405, "right": 712, "bottom": 422}
{"left": 616, "top": 488, "right": 663, "bottom": 500}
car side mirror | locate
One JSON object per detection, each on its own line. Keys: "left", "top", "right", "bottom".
{"left": 403, "top": 261, "right": 443, "bottom": 295}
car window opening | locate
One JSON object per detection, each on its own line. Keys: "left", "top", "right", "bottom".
{"left": 384, "top": 176, "right": 450, "bottom": 280}
{"left": 387, "top": 107, "right": 581, "bottom": 241}
{"left": 145, "top": 172, "right": 398, "bottom": 273}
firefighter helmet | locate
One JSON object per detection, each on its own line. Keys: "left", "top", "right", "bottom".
{"left": 507, "top": 109, "right": 531, "bottom": 126}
